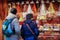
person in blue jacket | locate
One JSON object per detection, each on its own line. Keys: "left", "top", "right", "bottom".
{"left": 21, "top": 13, "right": 39, "bottom": 40}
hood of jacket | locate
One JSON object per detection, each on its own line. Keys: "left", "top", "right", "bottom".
{"left": 24, "top": 19, "right": 32, "bottom": 24}
{"left": 6, "top": 13, "right": 17, "bottom": 19}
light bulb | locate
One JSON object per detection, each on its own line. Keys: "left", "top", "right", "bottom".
{"left": 26, "top": 1, "right": 29, "bottom": 4}
{"left": 21, "top": 1, "right": 24, "bottom": 4}
{"left": 30, "top": 1, "right": 34, "bottom": 4}
{"left": 36, "top": 0, "right": 39, "bottom": 3}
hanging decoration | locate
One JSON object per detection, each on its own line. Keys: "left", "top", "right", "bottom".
{"left": 39, "top": 0, "right": 46, "bottom": 20}
{"left": 26, "top": 1, "right": 29, "bottom": 4}
{"left": 36, "top": 0, "right": 40, "bottom": 9}
{"left": 48, "top": 2, "right": 55, "bottom": 14}
{"left": 21, "top": 1, "right": 24, "bottom": 4}
{"left": 30, "top": 0, "right": 34, "bottom": 4}
{"left": 27, "top": 4, "right": 33, "bottom": 13}
{"left": 36, "top": 0, "right": 39, "bottom": 4}
{"left": 40, "top": 0, "right": 46, "bottom": 15}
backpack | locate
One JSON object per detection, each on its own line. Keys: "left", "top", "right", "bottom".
{"left": 2, "top": 17, "right": 16, "bottom": 37}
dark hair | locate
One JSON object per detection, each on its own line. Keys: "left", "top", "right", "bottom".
{"left": 26, "top": 14, "right": 33, "bottom": 20}
{"left": 10, "top": 8, "right": 17, "bottom": 15}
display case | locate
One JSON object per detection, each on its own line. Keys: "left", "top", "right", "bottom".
{"left": 38, "top": 24, "right": 60, "bottom": 40}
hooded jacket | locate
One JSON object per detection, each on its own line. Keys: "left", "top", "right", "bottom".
{"left": 4, "top": 13, "right": 20, "bottom": 40}
{"left": 21, "top": 19, "right": 39, "bottom": 40}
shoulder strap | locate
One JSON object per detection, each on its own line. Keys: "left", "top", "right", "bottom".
{"left": 10, "top": 17, "right": 16, "bottom": 22}
{"left": 6, "top": 17, "right": 16, "bottom": 30}
{"left": 26, "top": 23, "right": 36, "bottom": 37}
{"left": 10, "top": 17, "right": 16, "bottom": 30}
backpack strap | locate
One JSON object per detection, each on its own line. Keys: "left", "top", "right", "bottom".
{"left": 25, "top": 23, "right": 37, "bottom": 37}
{"left": 10, "top": 17, "right": 16, "bottom": 32}
{"left": 5, "top": 17, "right": 16, "bottom": 31}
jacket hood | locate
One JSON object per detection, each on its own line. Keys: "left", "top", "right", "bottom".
{"left": 6, "top": 13, "right": 17, "bottom": 19}
{"left": 24, "top": 20, "right": 32, "bottom": 24}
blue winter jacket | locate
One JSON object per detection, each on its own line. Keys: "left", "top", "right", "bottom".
{"left": 21, "top": 20, "right": 39, "bottom": 40}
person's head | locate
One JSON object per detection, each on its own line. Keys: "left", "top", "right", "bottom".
{"left": 10, "top": 8, "right": 17, "bottom": 15}
{"left": 26, "top": 13, "right": 33, "bottom": 20}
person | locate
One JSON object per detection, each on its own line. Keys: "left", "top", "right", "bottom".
{"left": 21, "top": 13, "right": 39, "bottom": 40}
{"left": 4, "top": 8, "right": 20, "bottom": 40}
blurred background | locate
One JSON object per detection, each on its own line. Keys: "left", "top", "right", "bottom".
{"left": 0, "top": 0, "right": 60, "bottom": 40}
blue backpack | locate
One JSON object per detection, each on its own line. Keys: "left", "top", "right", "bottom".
{"left": 2, "top": 17, "right": 16, "bottom": 37}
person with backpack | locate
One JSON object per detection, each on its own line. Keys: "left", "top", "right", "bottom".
{"left": 21, "top": 14, "right": 39, "bottom": 40}
{"left": 2, "top": 8, "right": 20, "bottom": 40}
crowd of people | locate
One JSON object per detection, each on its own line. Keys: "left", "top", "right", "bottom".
{"left": 2, "top": 8, "right": 39, "bottom": 40}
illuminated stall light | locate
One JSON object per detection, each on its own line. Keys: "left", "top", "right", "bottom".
{"left": 27, "top": 4, "right": 33, "bottom": 14}
{"left": 48, "top": 2, "right": 55, "bottom": 14}
{"left": 21, "top": 1, "right": 24, "bottom": 4}
{"left": 30, "top": 0, "right": 34, "bottom": 4}
{"left": 36, "top": 0, "right": 40, "bottom": 10}
{"left": 37, "top": 0, "right": 47, "bottom": 20}
{"left": 40, "top": 0, "right": 46, "bottom": 15}
{"left": 36, "top": 0, "right": 39, "bottom": 4}
{"left": 26, "top": 1, "right": 29, "bottom": 4}
{"left": 40, "top": 4, "right": 46, "bottom": 15}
